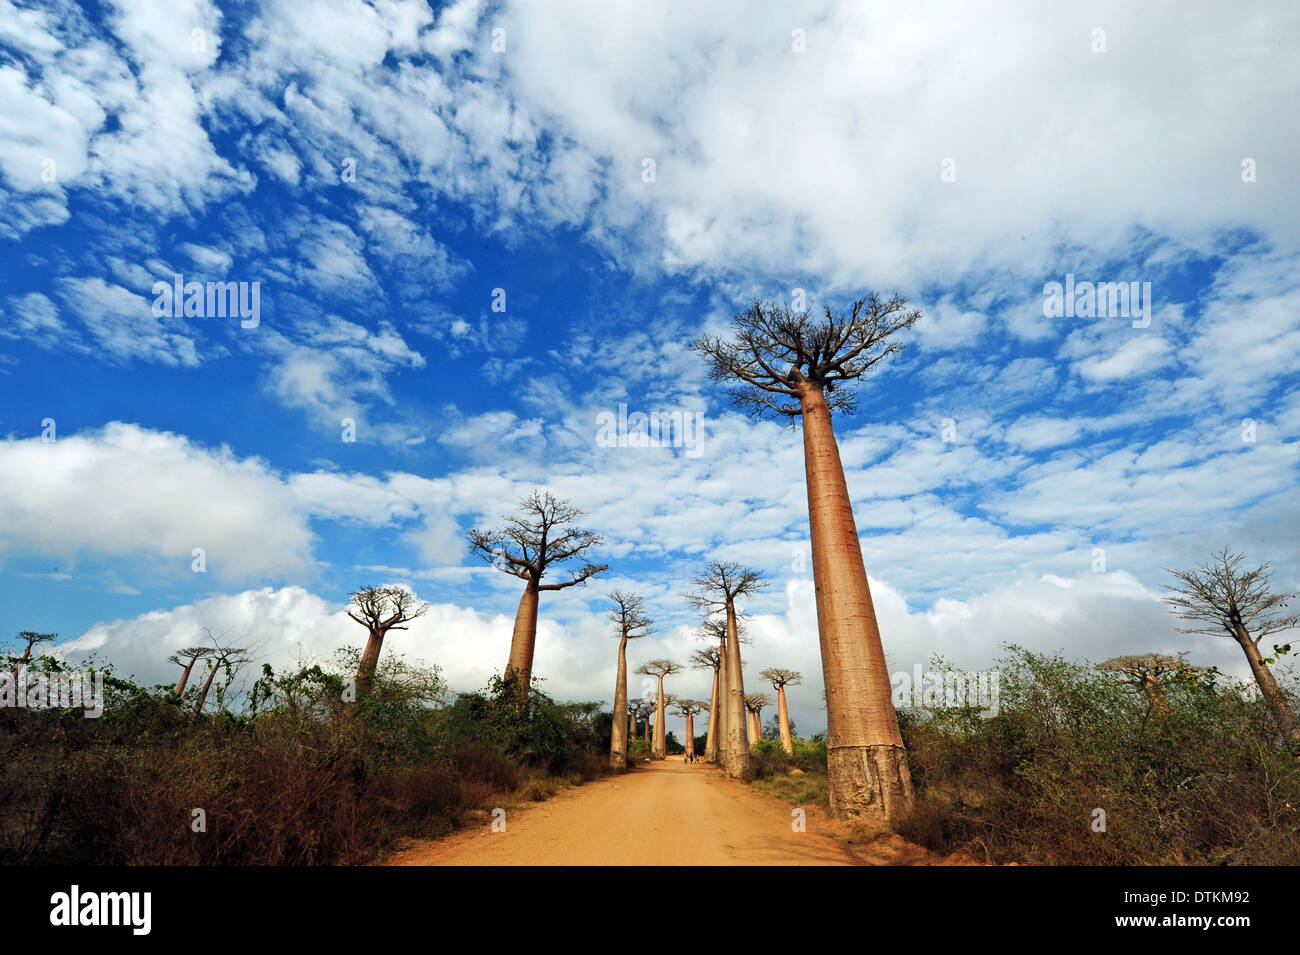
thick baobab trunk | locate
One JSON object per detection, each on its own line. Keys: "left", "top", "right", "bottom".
{"left": 356, "top": 629, "right": 385, "bottom": 697}
{"left": 747, "top": 709, "right": 761, "bottom": 749}
{"left": 653, "top": 675, "right": 667, "bottom": 759}
{"left": 644, "top": 712, "right": 653, "bottom": 745}
{"left": 723, "top": 603, "right": 751, "bottom": 778}
{"left": 174, "top": 658, "right": 198, "bottom": 696}
{"left": 685, "top": 713, "right": 696, "bottom": 757}
{"left": 610, "top": 634, "right": 629, "bottom": 771}
{"left": 798, "top": 381, "right": 913, "bottom": 823}
{"left": 193, "top": 660, "right": 220, "bottom": 716}
{"left": 707, "top": 636, "right": 726, "bottom": 762}
{"left": 776, "top": 684, "right": 794, "bottom": 755}
{"left": 505, "top": 581, "right": 541, "bottom": 701}
{"left": 1235, "top": 623, "right": 1300, "bottom": 741}
{"left": 703, "top": 664, "right": 720, "bottom": 761}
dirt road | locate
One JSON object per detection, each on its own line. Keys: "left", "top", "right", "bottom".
{"left": 385, "top": 759, "right": 939, "bottom": 866}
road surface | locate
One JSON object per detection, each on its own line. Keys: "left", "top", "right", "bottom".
{"left": 385, "top": 759, "right": 939, "bottom": 866}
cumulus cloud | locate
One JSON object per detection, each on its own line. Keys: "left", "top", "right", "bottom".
{"left": 0, "top": 423, "right": 314, "bottom": 581}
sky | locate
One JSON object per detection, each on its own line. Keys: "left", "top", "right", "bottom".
{"left": 1, "top": 0, "right": 1298, "bottom": 737}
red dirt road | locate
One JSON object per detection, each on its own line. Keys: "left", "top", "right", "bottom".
{"left": 384, "top": 759, "right": 939, "bottom": 866}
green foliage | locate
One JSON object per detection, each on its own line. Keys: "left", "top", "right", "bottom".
{"left": 896, "top": 645, "right": 1300, "bottom": 865}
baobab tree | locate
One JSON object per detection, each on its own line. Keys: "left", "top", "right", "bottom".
{"left": 168, "top": 644, "right": 216, "bottom": 696}
{"left": 690, "top": 643, "right": 723, "bottom": 761}
{"left": 635, "top": 699, "right": 656, "bottom": 745}
{"left": 1096, "top": 653, "right": 1207, "bottom": 721}
{"left": 8, "top": 631, "right": 55, "bottom": 682}
{"left": 469, "top": 490, "right": 607, "bottom": 703}
{"left": 608, "top": 592, "right": 653, "bottom": 771}
{"left": 695, "top": 295, "right": 921, "bottom": 821}
{"left": 685, "top": 561, "right": 766, "bottom": 778}
{"left": 346, "top": 586, "right": 430, "bottom": 699}
{"left": 636, "top": 659, "right": 683, "bottom": 759}
{"left": 675, "top": 700, "right": 705, "bottom": 759}
{"left": 744, "top": 693, "right": 772, "bottom": 749}
{"left": 1164, "top": 549, "right": 1299, "bottom": 741}
{"left": 192, "top": 641, "right": 251, "bottom": 716}
{"left": 760, "top": 667, "right": 802, "bottom": 755}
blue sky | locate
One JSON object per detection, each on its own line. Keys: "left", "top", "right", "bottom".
{"left": 1, "top": 0, "right": 1298, "bottom": 734}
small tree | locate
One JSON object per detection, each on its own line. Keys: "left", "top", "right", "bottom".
{"left": 346, "top": 586, "right": 430, "bottom": 699}
{"left": 9, "top": 631, "right": 56, "bottom": 682}
{"left": 608, "top": 592, "right": 653, "bottom": 771}
{"left": 1164, "top": 549, "right": 1299, "bottom": 741}
{"left": 1096, "top": 653, "right": 1208, "bottom": 723}
{"left": 469, "top": 491, "right": 607, "bottom": 704}
{"left": 760, "top": 667, "right": 802, "bottom": 754}
{"left": 636, "top": 659, "right": 683, "bottom": 759}
{"left": 684, "top": 562, "right": 766, "bottom": 778}
{"left": 744, "top": 693, "right": 772, "bottom": 748}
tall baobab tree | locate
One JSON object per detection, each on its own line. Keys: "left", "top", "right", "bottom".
{"left": 690, "top": 643, "right": 723, "bottom": 762}
{"left": 168, "top": 645, "right": 216, "bottom": 696}
{"left": 9, "top": 631, "right": 55, "bottom": 682}
{"left": 636, "top": 659, "right": 683, "bottom": 759}
{"left": 760, "top": 668, "right": 802, "bottom": 755}
{"left": 608, "top": 592, "right": 653, "bottom": 770}
{"left": 1164, "top": 549, "right": 1299, "bottom": 741}
{"left": 685, "top": 561, "right": 766, "bottom": 778}
{"left": 744, "top": 693, "right": 772, "bottom": 749}
{"left": 469, "top": 491, "right": 607, "bottom": 703}
{"left": 346, "top": 586, "right": 430, "bottom": 699}
{"left": 694, "top": 295, "right": 921, "bottom": 821}
{"left": 675, "top": 700, "right": 705, "bottom": 759}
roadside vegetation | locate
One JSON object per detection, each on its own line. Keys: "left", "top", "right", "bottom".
{"left": 0, "top": 649, "right": 611, "bottom": 865}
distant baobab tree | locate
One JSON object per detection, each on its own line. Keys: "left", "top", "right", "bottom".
{"left": 192, "top": 640, "right": 251, "bottom": 716}
{"left": 168, "top": 645, "right": 216, "bottom": 697}
{"left": 695, "top": 294, "right": 921, "bottom": 822}
{"left": 636, "top": 699, "right": 656, "bottom": 745}
{"left": 9, "top": 631, "right": 55, "bottom": 682}
{"left": 636, "top": 659, "right": 683, "bottom": 759}
{"left": 744, "top": 693, "right": 772, "bottom": 749}
{"left": 1096, "top": 653, "right": 1207, "bottom": 721}
{"left": 346, "top": 586, "right": 430, "bottom": 699}
{"left": 1164, "top": 549, "right": 1299, "bottom": 741}
{"left": 675, "top": 700, "right": 705, "bottom": 759}
{"left": 685, "top": 561, "right": 766, "bottom": 778}
{"left": 608, "top": 591, "right": 653, "bottom": 771}
{"left": 760, "top": 668, "right": 802, "bottom": 754}
{"left": 690, "top": 642, "right": 723, "bottom": 761}
{"left": 469, "top": 490, "right": 607, "bottom": 703}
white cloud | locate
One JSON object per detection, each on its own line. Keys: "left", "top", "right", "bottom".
{"left": 0, "top": 423, "right": 314, "bottom": 581}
